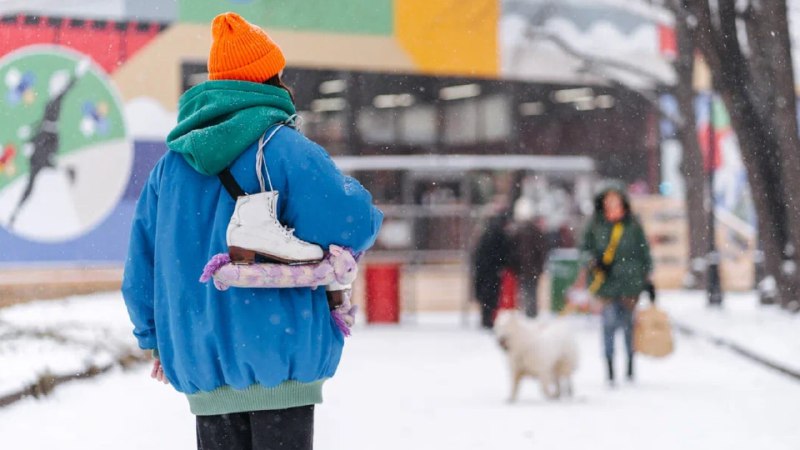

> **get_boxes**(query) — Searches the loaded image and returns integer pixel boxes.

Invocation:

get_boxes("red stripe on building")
[0,15,167,74]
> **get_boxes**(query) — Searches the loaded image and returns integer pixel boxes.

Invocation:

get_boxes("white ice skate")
[227,191,323,264]
[226,125,324,265]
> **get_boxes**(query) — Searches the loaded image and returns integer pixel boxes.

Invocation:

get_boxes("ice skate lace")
[256,126,283,193]
[279,226,298,242]
[255,117,302,193]
[266,195,301,243]
[284,114,302,130]
[257,121,309,244]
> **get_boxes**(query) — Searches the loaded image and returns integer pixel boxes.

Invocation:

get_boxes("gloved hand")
[331,290,357,337]
[644,281,656,304]
[592,255,613,274]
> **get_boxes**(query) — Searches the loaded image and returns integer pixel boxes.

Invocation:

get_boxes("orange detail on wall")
[394,0,499,77]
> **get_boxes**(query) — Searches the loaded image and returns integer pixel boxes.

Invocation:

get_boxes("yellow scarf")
[588,222,625,294]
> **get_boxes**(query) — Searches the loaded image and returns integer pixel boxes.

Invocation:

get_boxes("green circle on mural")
[0,46,132,242]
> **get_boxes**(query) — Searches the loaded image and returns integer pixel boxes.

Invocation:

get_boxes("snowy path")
[1,311,799,450]
[660,290,800,375]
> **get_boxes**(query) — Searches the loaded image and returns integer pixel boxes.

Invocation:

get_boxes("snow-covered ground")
[0,294,136,397]
[1,293,799,449]
[659,290,800,375]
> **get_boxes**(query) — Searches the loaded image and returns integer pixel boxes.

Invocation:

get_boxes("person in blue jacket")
[121,13,383,450]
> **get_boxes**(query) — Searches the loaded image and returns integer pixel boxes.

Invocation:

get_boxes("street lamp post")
[706,93,723,307]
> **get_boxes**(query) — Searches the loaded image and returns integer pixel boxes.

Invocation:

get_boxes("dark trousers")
[196,406,314,450]
[477,294,498,328]
[518,278,539,318]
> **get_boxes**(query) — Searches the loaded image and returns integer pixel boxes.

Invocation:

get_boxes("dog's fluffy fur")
[494,310,578,401]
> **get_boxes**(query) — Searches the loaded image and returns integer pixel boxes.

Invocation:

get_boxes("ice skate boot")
[226,190,323,265]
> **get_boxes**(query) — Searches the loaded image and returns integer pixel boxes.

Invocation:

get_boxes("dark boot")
[66,166,77,185]
[606,357,615,386]
[480,302,495,329]
[627,355,634,381]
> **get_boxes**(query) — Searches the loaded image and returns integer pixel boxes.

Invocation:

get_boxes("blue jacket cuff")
[136,333,157,351]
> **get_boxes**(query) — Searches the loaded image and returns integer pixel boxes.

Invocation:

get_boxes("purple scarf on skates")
[200,245,360,336]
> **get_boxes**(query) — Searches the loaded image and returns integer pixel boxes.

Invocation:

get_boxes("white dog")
[494,310,578,401]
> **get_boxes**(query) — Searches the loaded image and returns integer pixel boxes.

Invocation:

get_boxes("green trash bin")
[547,248,581,313]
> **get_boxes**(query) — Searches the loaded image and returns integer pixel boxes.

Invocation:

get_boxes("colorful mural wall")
[0,1,673,264]
[0,17,167,263]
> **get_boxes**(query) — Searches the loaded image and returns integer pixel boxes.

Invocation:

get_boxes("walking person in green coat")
[572,186,652,385]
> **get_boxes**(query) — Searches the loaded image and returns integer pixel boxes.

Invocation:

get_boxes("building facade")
[0,0,675,264]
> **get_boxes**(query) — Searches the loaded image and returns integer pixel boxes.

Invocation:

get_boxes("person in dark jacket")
[508,214,548,318]
[473,212,511,329]
[573,186,652,385]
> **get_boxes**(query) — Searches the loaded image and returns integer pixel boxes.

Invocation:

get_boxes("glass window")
[400,105,437,145]
[480,94,511,141]
[302,111,347,152]
[357,107,396,144]
[444,100,479,144]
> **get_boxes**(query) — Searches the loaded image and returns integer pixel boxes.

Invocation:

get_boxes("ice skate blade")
[228,246,323,266]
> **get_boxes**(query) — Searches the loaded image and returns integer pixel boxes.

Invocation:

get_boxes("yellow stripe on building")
[395,0,499,78]
[113,23,417,109]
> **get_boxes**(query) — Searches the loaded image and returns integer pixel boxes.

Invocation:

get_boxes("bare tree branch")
[523,26,685,128]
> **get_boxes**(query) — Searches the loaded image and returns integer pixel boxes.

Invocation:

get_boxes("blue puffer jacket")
[122,125,383,403]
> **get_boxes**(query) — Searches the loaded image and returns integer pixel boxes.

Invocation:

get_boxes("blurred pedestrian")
[122,13,382,450]
[558,224,576,248]
[473,212,512,329]
[508,210,548,318]
[572,186,652,385]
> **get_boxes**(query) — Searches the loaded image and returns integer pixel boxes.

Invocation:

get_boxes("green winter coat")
[580,214,653,300]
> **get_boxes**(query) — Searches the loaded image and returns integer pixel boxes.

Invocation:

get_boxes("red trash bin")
[497,269,518,312]
[364,264,400,323]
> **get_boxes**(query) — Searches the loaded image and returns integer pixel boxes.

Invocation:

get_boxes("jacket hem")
[187,379,326,416]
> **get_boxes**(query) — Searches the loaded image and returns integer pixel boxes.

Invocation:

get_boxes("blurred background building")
[0,0,758,306]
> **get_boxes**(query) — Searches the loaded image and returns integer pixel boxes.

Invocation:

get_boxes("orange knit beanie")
[208,12,286,83]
